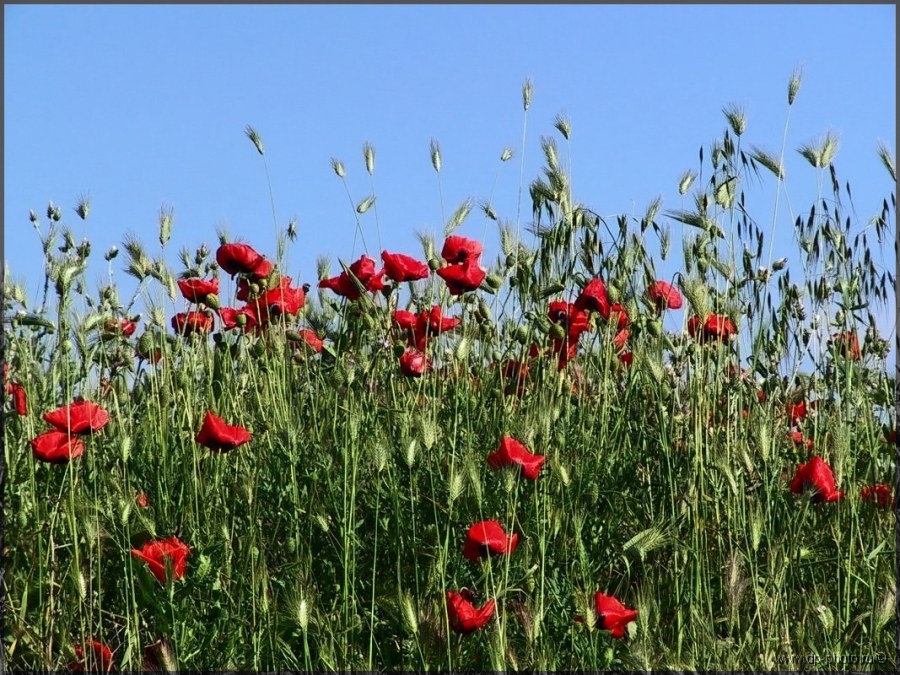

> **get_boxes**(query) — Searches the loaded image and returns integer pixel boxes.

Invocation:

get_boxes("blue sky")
[4,4,896,362]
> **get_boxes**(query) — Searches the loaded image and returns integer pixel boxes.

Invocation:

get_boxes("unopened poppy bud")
[505,254,518,269]
[393,344,406,358]
[485,273,503,291]
[549,323,566,340]
[647,319,662,337]
[428,258,441,272]
[249,282,261,296]
[204,293,220,310]
[608,285,621,303]
[514,326,530,344]
[478,300,492,322]
[250,340,265,358]
[236,313,248,327]
[539,282,566,299]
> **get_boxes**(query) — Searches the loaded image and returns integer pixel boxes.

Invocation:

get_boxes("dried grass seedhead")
[430,138,442,173]
[788,66,803,106]
[876,140,895,182]
[158,204,174,247]
[522,77,533,112]
[331,158,346,178]
[554,113,571,140]
[363,141,375,175]
[722,103,746,137]
[245,124,265,155]
[798,131,840,169]
[75,194,91,220]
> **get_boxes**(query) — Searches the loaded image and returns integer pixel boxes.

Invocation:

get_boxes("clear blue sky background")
[4,4,896,363]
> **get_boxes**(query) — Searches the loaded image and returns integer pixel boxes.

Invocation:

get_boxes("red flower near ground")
[463,520,518,561]
[177,276,219,303]
[6,381,28,415]
[68,639,114,672]
[399,348,431,377]
[574,278,611,318]
[647,280,682,310]
[593,592,639,639]
[786,400,808,424]
[399,306,461,349]
[446,590,495,635]
[487,436,546,480]
[195,410,252,452]
[171,311,214,336]
[830,331,861,360]
[688,314,737,343]
[381,250,430,282]
[789,456,844,503]
[619,351,634,366]
[44,401,110,434]
[296,329,324,353]
[441,236,483,264]
[613,329,630,351]
[31,431,85,464]
[216,242,273,279]
[787,430,813,450]
[131,536,191,584]
[437,262,486,295]
[548,301,591,339]
[609,303,629,330]
[319,255,385,300]
[861,483,893,509]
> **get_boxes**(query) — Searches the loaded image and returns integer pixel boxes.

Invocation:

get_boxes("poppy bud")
[236,313,248,327]
[514,326,530,344]
[608,285,621,303]
[249,282,261,296]
[549,323,566,340]
[428,258,441,272]
[485,273,503,291]
[505,253,518,269]
[647,319,662,337]
[204,293,220,310]
[478,300,492,322]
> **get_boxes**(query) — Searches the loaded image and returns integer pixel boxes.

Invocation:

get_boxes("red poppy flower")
[103,317,137,337]
[688,314,737,343]
[216,242,273,279]
[437,262,486,295]
[6,381,27,415]
[786,400,808,424]
[296,329,323,353]
[829,332,861,360]
[647,280,682,310]
[247,276,306,325]
[789,456,844,503]
[593,592,638,639]
[787,430,813,450]
[31,430,85,463]
[399,348,431,377]
[487,436,546,480]
[171,311,214,336]
[446,590,495,635]
[44,400,110,434]
[195,410,252,452]
[402,306,461,349]
[548,301,591,339]
[861,483,893,509]
[886,428,897,445]
[381,250,430,282]
[609,303,629,330]
[319,255,385,300]
[619,351,634,366]
[131,536,191,584]
[392,310,418,330]
[463,520,518,561]
[135,491,150,509]
[177,276,219,303]
[218,306,258,332]
[613,329,630,351]
[574,278,611,318]
[68,639,114,672]
[441,236,483,264]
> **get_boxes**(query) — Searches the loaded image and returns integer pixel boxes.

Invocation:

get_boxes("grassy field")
[3,78,896,671]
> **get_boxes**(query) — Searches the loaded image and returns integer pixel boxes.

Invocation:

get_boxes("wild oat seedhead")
[554,113,571,140]
[749,146,785,179]
[363,141,375,175]
[788,66,803,106]
[158,205,174,247]
[522,78,533,112]
[430,138,442,173]
[331,158,346,178]
[75,194,91,220]
[481,201,498,221]
[444,198,473,237]
[541,136,559,173]
[798,131,840,169]
[286,219,298,242]
[47,200,62,222]
[678,170,697,196]
[500,147,514,162]
[245,125,265,155]
[722,103,746,137]
[356,195,376,214]
[876,140,895,181]
[104,246,119,262]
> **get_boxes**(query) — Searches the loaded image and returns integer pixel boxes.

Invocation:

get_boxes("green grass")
[2,78,896,671]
